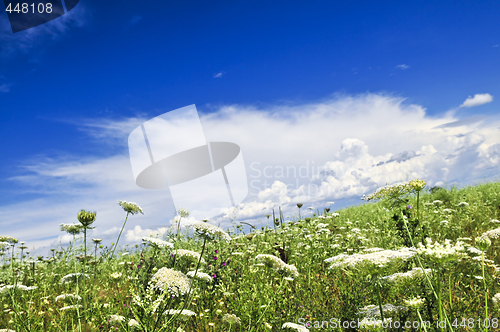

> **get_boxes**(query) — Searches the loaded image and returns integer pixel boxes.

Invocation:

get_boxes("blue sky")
[1,1,499,255]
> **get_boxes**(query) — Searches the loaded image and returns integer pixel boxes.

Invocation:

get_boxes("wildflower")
[55,294,82,302]
[440,220,449,225]
[476,237,491,251]
[382,267,432,282]
[332,213,340,217]
[255,254,299,279]
[77,210,96,227]
[60,224,84,235]
[178,208,189,218]
[433,200,443,205]
[404,296,426,309]
[109,315,126,323]
[186,270,212,283]
[172,249,205,263]
[60,273,89,284]
[164,309,197,321]
[282,322,310,331]
[142,237,174,249]
[128,319,140,328]
[110,272,122,280]
[409,179,426,191]
[416,238,466,264]
[357,304,407,318]
[185,221,231,241]
[117,201,144,215]
[467,246,483,255]
[150,268,191,296]
[92,238,102,243]
[223,313,241,325]
[481,228,500,240]
[0,236,18,244]
[0,242,9,249]
[59,305,83,311]
[362,181,415,201]
[458,202,469,207]
[324,247,415,269]
[491,219,500,223]
[492,293,500,306]
[0,285,37,294]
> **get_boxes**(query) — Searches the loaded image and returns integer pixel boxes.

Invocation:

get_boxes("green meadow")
[2,180,500,331]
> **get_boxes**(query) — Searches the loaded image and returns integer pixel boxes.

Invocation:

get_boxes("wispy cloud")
[395,64,410,70]
[0,83,11,92]
[2,93,500,255]
[213,72,224,78]
[0,4,88,59]
[460,93,493,108]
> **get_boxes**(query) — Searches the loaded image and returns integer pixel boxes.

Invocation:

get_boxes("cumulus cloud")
[2,93,500,255]
[460,93,493,108]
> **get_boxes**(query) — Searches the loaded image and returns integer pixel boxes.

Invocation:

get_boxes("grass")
[1,180,500,331]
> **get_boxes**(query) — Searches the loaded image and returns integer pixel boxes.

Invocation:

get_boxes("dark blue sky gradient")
[1,0,499,201]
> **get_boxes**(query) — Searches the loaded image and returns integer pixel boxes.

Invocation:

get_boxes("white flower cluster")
[357,303,408,318]
[404,296,426,309]
[481,228,500,240]
[151,268,191,296]
[382,267,433,282]
[55,294,82,302]
[222,313,241,325]
[59,305,83,311]
[186,270,212,283]
[316,223,329,228]
[493,293,500,306]
[0,236,18,243]
[0,242,11,249]
[255,254,299,279]
[282,322,310,332]
[324,248,416,269]
[358,317,393,328]
[416,238,466,264]
[0,284,37,294]
[186,221,231,241]
[164,309,197,321]
[173,249,206,263]
[117,200,144,215]
[142,237,174,249]
[362,180,423,201]
[60,273,89,284]
[109,314,126,323]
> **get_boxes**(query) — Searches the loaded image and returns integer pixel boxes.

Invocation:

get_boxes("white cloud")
[213,72,224,78]
[0,83,11,92]
[395,64,410,69]
[2,93,500,255]
[460,93,493,108]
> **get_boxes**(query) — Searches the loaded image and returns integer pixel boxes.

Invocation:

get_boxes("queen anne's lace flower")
[59,305,83,311]
[0,284,37,294]
[255,254,299,279]
[481,228,500,240]
[0,236,18,243]
[55,294,82,302]
[128,319,140,327]
[325,247,415,269]
[492,293,500,306]
[404,296,426,309]
[142,237,174,249]
[223,313,241,325]
[151,268,191,296]
[60,224,84,235]
[382,267,432,282]
[186,270,212,282]
[164,309,197,321]
[117,201,144,215]
[282,322,310,331]
[60,273,89,284]
[109,315,126,323]
[186,221,231,241]
[357,304,408,318]
[416,238,466,264]
[173,249,206,263]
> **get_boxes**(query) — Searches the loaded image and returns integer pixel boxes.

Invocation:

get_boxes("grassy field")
[1,180,500,331]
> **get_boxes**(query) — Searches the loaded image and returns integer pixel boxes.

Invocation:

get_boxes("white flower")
[185,221,231,241]
[60,273,89,284]
[59,305,83,311]
[490,219,500,223]
[0,284,37,294]
[382,267,432,282]
[222,313,241,325]
[481,228,500,240]
[255,254,299,279]
[357,304,407,318]
[404,296,426,309]
[325,247,415,269]
[186,270,212,283]
[55,294,82,302]
[440,220,449,225]
[110,272,122,280]
[142,237,174,249]
[164,309,197,321]
[109,314,126,323]
[458,202,469,207]
[117,201,144,215]
[492,293,500,306]
[150,268,191,296]
[172,249,206,263]
[416,238,466,264]
[282,322,310,331]
[433,200,443,205]
[332,213,340,217]
[128,319,140,327]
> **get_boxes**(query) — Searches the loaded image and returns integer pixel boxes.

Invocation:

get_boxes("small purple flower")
[222,262,226,266]
[408,205,413,209]
[213,256,218,260]
[215,250,218,253]
[137,265,141,269]
[212,275,217,278]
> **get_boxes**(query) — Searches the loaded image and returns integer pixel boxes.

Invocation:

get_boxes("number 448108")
[5,3,53,14]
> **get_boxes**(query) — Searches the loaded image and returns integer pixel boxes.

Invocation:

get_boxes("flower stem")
[110,211,130,259]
